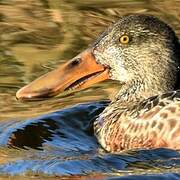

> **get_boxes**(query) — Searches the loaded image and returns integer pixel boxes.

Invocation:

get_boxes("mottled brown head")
[93,14,180,99]
[16,14,180,100]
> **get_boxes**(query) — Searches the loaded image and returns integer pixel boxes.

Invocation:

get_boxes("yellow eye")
[119,35,130,44]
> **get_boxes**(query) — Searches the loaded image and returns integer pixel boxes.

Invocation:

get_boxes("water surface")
[0,0,179,179]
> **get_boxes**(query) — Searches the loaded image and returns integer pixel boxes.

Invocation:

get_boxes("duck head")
[16,14,180,101]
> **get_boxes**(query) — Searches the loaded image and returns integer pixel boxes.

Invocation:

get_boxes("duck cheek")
[109,59,129,83]
[93,44,118,67]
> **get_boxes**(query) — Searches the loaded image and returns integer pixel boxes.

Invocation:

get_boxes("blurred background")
[0,0,179,179]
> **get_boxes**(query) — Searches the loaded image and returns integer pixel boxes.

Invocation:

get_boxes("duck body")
[16,14,180,152]
[95,91,180,152]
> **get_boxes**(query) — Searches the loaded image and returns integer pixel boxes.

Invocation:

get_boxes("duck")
[16,14,180,152]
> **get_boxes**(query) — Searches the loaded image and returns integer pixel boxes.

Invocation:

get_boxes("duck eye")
[119,35,130,44]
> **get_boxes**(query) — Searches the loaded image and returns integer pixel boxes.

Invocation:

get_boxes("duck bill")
[16,49,110,100]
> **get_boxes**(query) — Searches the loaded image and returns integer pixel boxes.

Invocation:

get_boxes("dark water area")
[0,0,180,179]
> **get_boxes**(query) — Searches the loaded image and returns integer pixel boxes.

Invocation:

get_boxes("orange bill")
[16,49,110,100]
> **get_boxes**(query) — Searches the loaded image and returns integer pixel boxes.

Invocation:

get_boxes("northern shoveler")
[16,14,180,152]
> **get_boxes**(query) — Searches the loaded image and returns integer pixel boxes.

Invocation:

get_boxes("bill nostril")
[70,58,81,67]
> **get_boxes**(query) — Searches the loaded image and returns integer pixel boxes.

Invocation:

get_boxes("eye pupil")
[123,37,127,41]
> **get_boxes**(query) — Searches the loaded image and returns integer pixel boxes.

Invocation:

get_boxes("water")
[0,0,179,179]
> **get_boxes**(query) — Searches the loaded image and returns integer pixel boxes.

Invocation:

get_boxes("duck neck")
[114,83,145,104]
[113,81,159,106]
[104,77,175,117]
[113,63,180,105]
[97,82,146,121]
